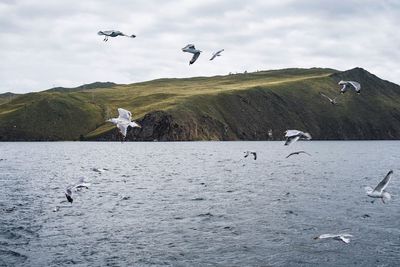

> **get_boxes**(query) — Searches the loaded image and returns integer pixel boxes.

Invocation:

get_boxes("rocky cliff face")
[94,68,400,141]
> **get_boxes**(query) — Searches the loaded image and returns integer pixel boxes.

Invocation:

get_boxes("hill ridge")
[1,67,399,141]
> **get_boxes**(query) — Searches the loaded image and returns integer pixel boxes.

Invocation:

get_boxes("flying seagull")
[319,92,339,105]
[314,233,353,244]
[284,130,312,146]
[286,151,311,158]
[210,49,224,61]
[64,177,91,204]
[92,168,108,173]
[97,30,136,42]
[365,170,393,203]
[338,80,361,94]
[107,108,141,138]
[244,151,257,160]
[182,44,202,65]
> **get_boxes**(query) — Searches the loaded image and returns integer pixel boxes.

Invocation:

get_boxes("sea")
[0,141,399,266]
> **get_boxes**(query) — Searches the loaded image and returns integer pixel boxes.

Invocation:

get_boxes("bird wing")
[286,152,295,158]
[348,81,361,92]
[117,123,128,137]
[129,121,141,128]
[101,30,115,36]
[65,187,72,196]
[190,52,201,65]
[340,84,347,93]
[319,92,332,101]
[285,136,300,146]
[252,152,257,160]
[244,151,249,158]
[317,234,337,239]
[182,44,195,51]
[285,130,301,138]
[118,108,132,121]
[373,170,393,193]
[210,54,217,60]
[338,236,351,244]
[302,132,312,140]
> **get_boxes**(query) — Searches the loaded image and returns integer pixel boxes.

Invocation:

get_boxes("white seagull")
[314,233,353,244]
[319,92,339,105]
[210,49,224,61]
[244,151,257,160]
[284,130,312,146]
[365,170,393,203]
[182,44,202,65]
[64,177,91,204]
[338,80,361,94]
[107,108,141,138]
[97,30,136,42]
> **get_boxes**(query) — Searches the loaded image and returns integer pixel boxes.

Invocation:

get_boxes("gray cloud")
[0,0,399,93]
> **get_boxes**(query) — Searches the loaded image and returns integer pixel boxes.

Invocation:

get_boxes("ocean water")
[0,141,399,266]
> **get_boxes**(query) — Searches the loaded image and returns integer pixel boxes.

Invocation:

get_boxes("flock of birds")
[57,29,396,245]
[98,29,224,65]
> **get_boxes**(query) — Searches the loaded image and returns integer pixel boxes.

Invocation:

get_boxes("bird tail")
[97,31,104,36]
[382,192,391,203]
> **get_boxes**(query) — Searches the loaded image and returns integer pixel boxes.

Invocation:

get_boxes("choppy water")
[0,141,399,266]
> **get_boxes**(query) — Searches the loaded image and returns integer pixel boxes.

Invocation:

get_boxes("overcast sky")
[1,0,399,93]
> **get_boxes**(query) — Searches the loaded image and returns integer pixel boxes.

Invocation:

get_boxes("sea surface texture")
[0,141,399,266]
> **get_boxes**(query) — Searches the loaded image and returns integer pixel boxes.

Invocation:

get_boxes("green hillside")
[1,67,400,141]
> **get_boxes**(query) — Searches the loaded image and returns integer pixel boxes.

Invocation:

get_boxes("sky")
[1,0,399,94]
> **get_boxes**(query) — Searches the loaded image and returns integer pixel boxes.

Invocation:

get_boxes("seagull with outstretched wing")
[244,151,257,160]
[97,30,136,42]
[64,177,90,204]
[365,170,393,203]
[210,49,224,61]
[182,44,202,65]
[284,130,312,146]
[338,80,361,94]
[314,233,353,244]
[107,108,141,138]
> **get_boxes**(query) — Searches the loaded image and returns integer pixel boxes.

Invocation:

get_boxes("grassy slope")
[1,67,399,141]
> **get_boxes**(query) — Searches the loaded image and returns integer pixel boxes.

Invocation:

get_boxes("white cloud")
[0,0,399,93]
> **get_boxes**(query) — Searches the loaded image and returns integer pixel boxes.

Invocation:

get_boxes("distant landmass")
[1,67,400,141]
[46,81,118,92]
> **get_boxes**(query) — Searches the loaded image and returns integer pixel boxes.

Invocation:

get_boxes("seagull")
[314,233,353,244]
[319,92,339,105]
[286,151,311,158]
[210,49,224,61]
[107,108,141,138]
[338,80,361,94]
[284,130,312,146]
[244,151,257,160]
[91,167,108,173]
[182,44,202,65]
[64,177,91,203]
[365,170,393,203]
[97,30,136,42]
